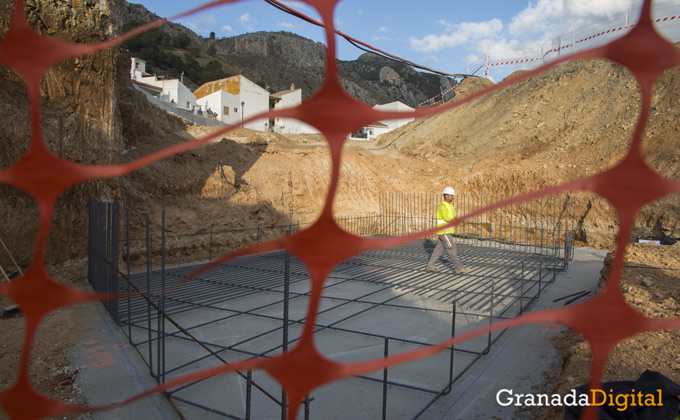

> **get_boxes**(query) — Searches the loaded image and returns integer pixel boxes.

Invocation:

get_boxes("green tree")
[122,21,170,54]
[187,45,202,58]
[173,33,191,49]
[209,31,216,39]
[207,44,217,56]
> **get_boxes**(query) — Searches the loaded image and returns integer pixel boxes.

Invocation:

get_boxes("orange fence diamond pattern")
[0,0,679,419]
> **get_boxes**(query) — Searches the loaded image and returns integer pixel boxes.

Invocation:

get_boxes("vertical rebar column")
[246,371,252,420]
[530,198,535,253]
[571,196,576,260]
[478,193,482,243]
[209,227,213,262]
[112,202,120,322]
[382,337,389,420]
[146,213,153,377]
[87,198,95,289]
[281,227,291,420]
[553,195,558,257]
[443,301,456,395]
[485,280,495,355]
[160,210,166,384]
[105,202,111,314]
[539,259,543,293]
[540,197,545,256]
[520,260,525,316]
[126,208,132,341]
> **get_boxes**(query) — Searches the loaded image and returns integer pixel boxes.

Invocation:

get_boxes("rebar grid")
[88,193,574,420]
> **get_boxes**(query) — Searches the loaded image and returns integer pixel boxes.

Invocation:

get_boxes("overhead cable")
[263,0,476,79]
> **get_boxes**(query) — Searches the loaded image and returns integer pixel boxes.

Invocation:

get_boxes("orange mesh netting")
[0,0,679,419]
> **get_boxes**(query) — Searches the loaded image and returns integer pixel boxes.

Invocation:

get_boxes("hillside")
[2,0,680,417]
[122,2,456,106]
[374,59,680,247]
[2,0,679,270]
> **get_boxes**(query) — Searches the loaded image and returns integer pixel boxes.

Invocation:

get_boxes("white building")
[194,75,270,130]
[130,57,197,111]
[351,121,389,140]
[372,101,415,132]
[269,86,318,134]
[350,101,415,140]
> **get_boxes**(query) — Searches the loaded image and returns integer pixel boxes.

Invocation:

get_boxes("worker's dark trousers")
[427,233,464,271]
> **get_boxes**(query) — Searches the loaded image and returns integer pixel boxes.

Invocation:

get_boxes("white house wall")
[373,101,415,132]
[136,71,196,111]
[240,79,270,131]
[272,90,318,134]
[131,57,146,80]
[196,90,243,125]
[175,82,197,111]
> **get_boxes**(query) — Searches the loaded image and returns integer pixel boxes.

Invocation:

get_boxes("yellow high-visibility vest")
[436,201,456,235]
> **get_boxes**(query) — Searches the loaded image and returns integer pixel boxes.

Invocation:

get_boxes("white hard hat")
[443,187,455,196]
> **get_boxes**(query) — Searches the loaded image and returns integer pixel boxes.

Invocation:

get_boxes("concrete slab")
[423,247,607,420]
[70,247,606,420]
[70,302,179,420]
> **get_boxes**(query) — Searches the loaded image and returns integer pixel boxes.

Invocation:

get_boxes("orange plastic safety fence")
[0,1,679,420]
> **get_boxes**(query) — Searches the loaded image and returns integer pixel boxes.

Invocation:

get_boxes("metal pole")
[282,228,291,420]
[105,202,111,314]
[382,337,389,420]
[126,208,132,341]
[146,213,153,377]
[520,260,525,316]
[486,280,495,355]
[539,258,543,293]
[161,210,166,384]
[246,371,252,420]
[87,197,93,288]
[442,301,456,395]
[112,203,120,322]
[541,197,544,256]
[209,227,213,262]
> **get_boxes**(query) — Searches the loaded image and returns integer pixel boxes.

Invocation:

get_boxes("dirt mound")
[374,57,680,248]
[538,243,680,419]
[451,75,494,101]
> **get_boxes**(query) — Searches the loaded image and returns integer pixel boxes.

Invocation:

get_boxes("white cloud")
[372,35,394,42]
[278,22,295,30]
[179,14,217,36]
[221,25,234,34]
[509,0,638,38]
[239,14,255,31]
[379,26,387,33]
[566,0,636,18]
[410,19,503,52]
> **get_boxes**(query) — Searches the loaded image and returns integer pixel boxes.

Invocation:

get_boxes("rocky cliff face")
[0,0,181,268]
[121,3,455,106]
[339,53,456,106]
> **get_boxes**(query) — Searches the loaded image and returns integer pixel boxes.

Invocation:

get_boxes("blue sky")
[130,0,678,80]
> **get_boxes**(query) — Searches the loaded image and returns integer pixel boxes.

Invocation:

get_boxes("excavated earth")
[0,1,679,418]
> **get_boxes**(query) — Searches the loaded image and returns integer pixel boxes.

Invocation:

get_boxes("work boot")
[426,266,439,273]
[457,267,471,274]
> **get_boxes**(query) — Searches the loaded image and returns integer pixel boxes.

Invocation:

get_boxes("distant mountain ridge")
[123,2,456,107]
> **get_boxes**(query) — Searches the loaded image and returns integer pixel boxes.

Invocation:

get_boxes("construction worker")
[426,187,471,274]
